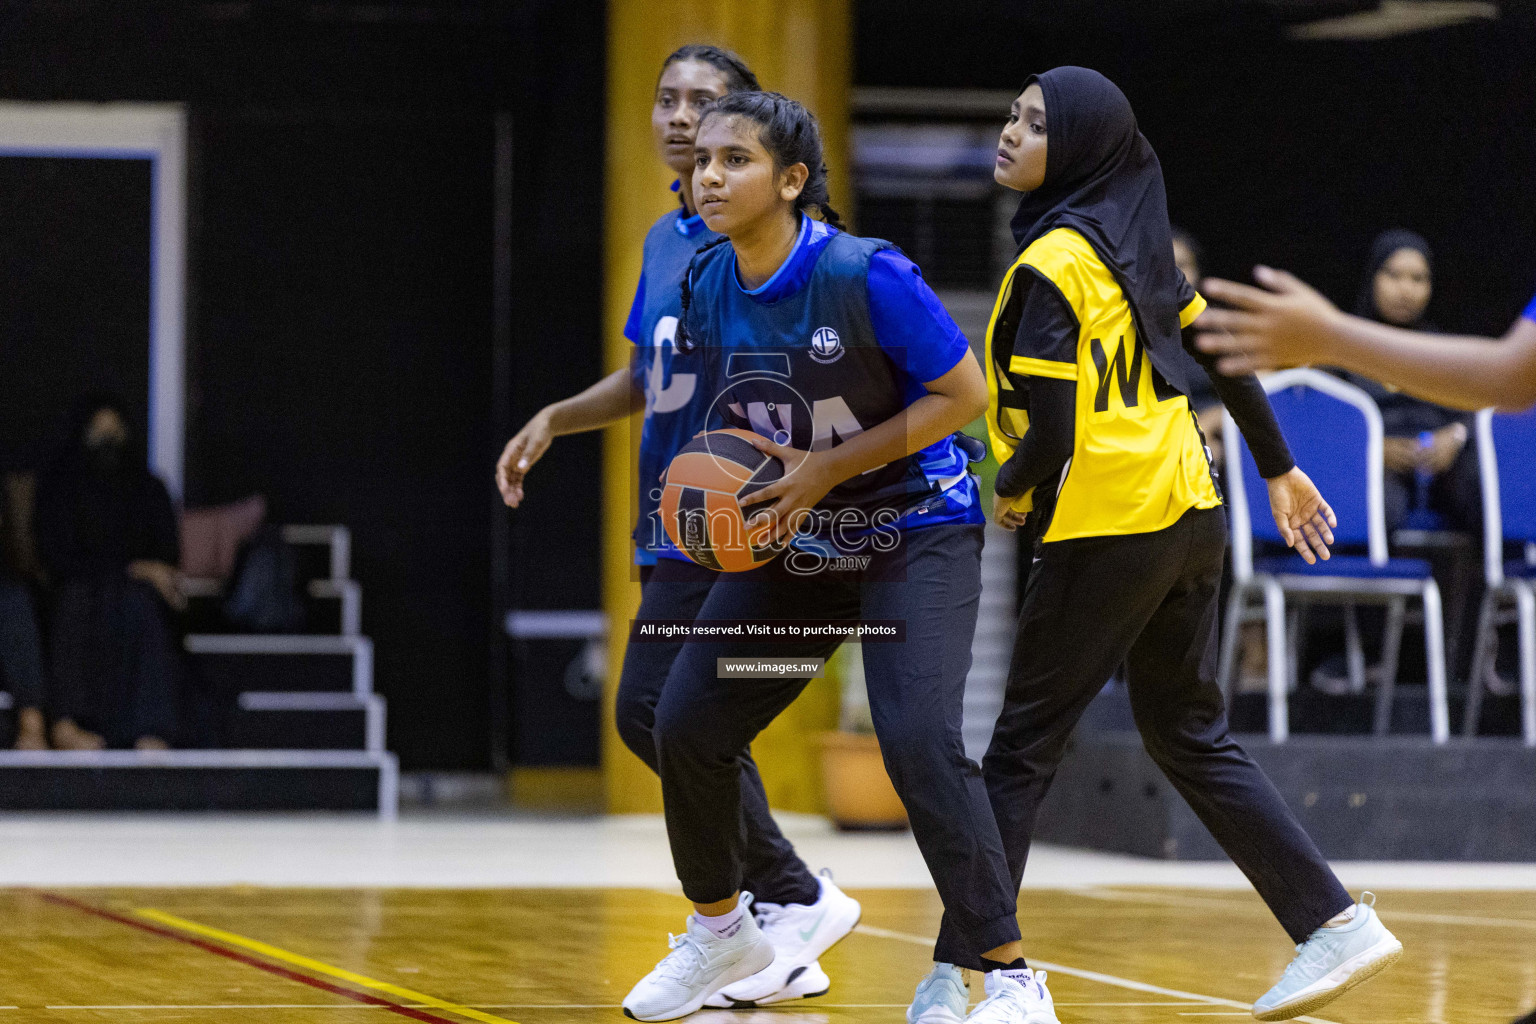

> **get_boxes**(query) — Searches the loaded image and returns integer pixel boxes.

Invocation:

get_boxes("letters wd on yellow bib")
[984,226,1219,541]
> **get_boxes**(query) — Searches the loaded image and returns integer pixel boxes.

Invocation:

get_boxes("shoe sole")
[716,900,863,1004]
[908,1007,966,1024]
[714,985,831,1009]
[708,965,831,1009]
[1253,938,1403,1022]
[622,939,777,1022]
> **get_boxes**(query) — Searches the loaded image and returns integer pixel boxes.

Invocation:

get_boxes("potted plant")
[818,641,909,830]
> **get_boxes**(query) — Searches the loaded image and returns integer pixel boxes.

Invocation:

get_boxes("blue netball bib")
[682,217,980,558]
[627,208,721,563]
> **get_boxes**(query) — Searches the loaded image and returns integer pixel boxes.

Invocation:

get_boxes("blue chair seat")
[1401,508,1447,532]
[1254,554,1434,579]
[1506,559,1536,580]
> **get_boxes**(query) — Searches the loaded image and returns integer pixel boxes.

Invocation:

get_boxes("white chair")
[1462,408,1536,745]
[1218,368,1449,743]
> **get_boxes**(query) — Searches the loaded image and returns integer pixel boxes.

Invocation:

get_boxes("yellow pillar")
[603,0,852,814]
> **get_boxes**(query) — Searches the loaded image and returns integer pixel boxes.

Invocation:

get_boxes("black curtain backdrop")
[856,2,1536,336]
[0,1,605,770]
[4,1,1530,770]
[0,157,152,473]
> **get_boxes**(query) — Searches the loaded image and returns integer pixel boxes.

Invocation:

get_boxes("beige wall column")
[603,0,853,813]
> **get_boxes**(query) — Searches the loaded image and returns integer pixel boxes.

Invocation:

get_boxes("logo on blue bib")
[809,326,844,364]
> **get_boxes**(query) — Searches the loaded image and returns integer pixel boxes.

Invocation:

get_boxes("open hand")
[1196,266,1341,375]
[736,434,837,547]
[496,411,553,508]
[1266,466,1336,565]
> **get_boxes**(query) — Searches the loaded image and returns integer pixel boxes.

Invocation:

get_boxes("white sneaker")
[622,894,776,1022]
[702,961,830,1008]
[712,871,861,1005]
[907,962,970,1024]
[964,970,1058,1024]
[1252,893,1402,1021]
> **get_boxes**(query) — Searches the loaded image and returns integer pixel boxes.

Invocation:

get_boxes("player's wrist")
[801,449,842,491]
[1323,307,1378,372]
[808,446,853,487]
[1262,463,1300,486]
[535,404,568,436]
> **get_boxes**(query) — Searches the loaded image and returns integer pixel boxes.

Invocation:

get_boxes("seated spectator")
[1312,232,1483,695]
[0,577,47,749]
[34,393,182,750]
[1334,230,1481,533]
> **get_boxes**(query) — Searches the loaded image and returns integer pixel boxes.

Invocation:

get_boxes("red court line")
[38,891,463,1024]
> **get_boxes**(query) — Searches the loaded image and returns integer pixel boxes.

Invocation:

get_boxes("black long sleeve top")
[994,281,1294,501]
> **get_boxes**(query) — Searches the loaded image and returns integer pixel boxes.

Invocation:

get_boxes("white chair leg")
[1217,582,1249,701]
[1285,604,1303,694]
[1422,580,1450,744]
[1463,591,1497,738]
[1344,603,1366,695]
[1264,579,1288,743]
[1379,596,1406,683]
[1515,582,1536,748]
[1374,597,1407,736]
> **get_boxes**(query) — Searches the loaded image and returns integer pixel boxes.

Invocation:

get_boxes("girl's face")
[692,114,807,237]
[1373,246,1432,326]
[652,59,732,176]
[995,83,1048,192]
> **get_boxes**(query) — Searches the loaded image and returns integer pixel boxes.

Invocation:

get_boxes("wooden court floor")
[0,886,1531,1023]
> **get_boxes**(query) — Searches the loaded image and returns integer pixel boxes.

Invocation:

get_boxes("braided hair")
[676,236,732,353]
[658,44,760,94]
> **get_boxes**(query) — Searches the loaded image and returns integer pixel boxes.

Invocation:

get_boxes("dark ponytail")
[675,236,733,353]
[700,91,845,230]
[659,44,761,94]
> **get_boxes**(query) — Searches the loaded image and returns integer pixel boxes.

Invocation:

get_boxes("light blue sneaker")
[908,962,970,1024]
[1253,893,1403,1021]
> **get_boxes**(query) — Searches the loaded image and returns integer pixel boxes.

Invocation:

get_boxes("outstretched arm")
[496,367,643,507]
[1182,315,1294,477]
[1196,266,1536,412]
[1182,312,1335,564]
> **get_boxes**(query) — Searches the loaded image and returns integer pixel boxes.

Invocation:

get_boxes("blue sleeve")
[624,271,646,344]
[866,250,970,384]
[1523,290,1536,324]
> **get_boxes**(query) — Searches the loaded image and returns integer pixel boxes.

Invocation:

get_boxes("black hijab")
[1010,66,1189,393]
[1337,229,1459,434]
[1353,229,1435,330]
[36,391,178,580]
